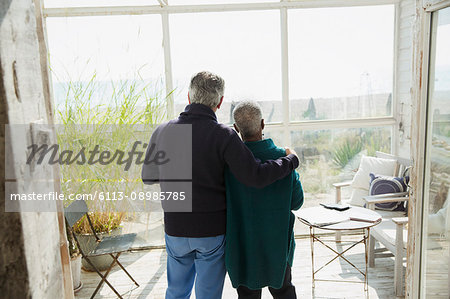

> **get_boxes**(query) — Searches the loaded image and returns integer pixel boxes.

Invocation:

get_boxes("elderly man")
[142,72,299,299]
[225,101,304,299]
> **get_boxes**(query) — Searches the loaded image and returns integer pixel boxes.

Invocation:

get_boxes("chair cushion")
[369,173,409,211]
[349,156,397,206]
[373,220,407,249]
[376,209,406,219]
[349,188,369,207]
[351,156,397,190]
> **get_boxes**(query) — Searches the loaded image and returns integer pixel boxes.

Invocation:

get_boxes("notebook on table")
[297,208,350,227]
[344,209,381,223]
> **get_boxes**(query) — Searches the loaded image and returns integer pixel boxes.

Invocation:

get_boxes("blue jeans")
[165,234,226,299]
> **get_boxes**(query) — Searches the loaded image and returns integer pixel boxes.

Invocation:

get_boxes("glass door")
[421,5,450,298]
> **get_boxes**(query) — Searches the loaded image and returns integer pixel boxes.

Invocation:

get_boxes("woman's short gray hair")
[189,71,225,109]
[233,101,263,138]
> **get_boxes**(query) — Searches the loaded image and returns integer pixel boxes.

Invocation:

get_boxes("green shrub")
[332,136,363,168]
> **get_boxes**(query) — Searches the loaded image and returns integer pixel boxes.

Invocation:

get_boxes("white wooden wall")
[392,1,418,297]
[0,0,67,297]
[396,0,416,158]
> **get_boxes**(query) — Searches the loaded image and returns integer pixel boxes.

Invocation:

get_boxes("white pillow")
[349,155,397,207]
[351,155,397,190]
[349,188,369,207]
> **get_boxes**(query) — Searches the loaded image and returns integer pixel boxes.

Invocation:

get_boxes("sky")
[45,3,442,106]
[435,7,450,92]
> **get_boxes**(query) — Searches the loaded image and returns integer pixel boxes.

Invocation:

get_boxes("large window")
[170,10,282,124]
[46,15,165,112]
[421,6,450,298]
[46,15,166,248]
[288,5,395,121]
[43,1,398,242]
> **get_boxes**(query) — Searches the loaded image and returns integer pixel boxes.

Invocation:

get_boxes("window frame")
[42,0,400,151]
[418,3,450,298]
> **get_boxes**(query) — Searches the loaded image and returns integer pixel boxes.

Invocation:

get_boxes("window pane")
[290,126,391,235]
[47,15,165,112]
[421,7,450,298]
[288,5,394,121]
[46,15,167,248]
[264,129,285,148]
[170,10,282,124]
[47,15,164,85]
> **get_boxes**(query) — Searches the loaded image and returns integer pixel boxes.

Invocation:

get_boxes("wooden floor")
[424,236,449,299]
[76,235,404,299]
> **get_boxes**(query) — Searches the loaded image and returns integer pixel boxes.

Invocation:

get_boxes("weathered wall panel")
[397,0,416,159]
[0,0,64,297]
[406,1,428,297]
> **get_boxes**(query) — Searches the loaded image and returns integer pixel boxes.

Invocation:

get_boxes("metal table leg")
[310,226,315,289]
[309,226,371,296]
[364,227,370,292]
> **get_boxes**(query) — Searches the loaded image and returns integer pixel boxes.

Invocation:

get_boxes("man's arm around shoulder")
[223,132,299,188]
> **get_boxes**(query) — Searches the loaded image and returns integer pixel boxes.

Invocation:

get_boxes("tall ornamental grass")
[56,73,168,234]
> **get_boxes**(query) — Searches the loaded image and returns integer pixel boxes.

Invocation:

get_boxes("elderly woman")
[225,101,304,299]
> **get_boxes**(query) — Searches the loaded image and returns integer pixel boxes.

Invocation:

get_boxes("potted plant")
[72,208,125,271]
[56,73,165,271]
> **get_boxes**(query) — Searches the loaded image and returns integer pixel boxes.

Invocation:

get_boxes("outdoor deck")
[76,234,403,299]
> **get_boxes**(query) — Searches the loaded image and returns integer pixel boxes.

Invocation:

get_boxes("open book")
[295,208,350,227]
[295,206,382,227]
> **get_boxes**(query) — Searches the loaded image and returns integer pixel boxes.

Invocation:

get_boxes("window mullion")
[280,6,290,147]
[161,11,175,119]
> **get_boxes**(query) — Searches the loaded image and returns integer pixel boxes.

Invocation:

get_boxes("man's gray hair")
[233,101,263,138]
[189,71,225,109]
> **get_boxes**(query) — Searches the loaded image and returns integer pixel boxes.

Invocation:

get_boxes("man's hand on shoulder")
[285,147,300,170]
[284,147,298,158]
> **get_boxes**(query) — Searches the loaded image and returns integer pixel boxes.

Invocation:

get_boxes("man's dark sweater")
[142,103,299,237]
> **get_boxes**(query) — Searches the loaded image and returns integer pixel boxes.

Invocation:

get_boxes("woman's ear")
[261,119,265,131]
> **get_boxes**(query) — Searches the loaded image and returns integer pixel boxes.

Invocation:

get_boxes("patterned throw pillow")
[369,173,410,211]
[349,156,397,207]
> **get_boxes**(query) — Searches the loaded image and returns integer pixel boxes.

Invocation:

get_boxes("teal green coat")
[225,139,304,290]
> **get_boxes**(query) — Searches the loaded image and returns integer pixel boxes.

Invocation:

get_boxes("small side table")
[295,206,381,294]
